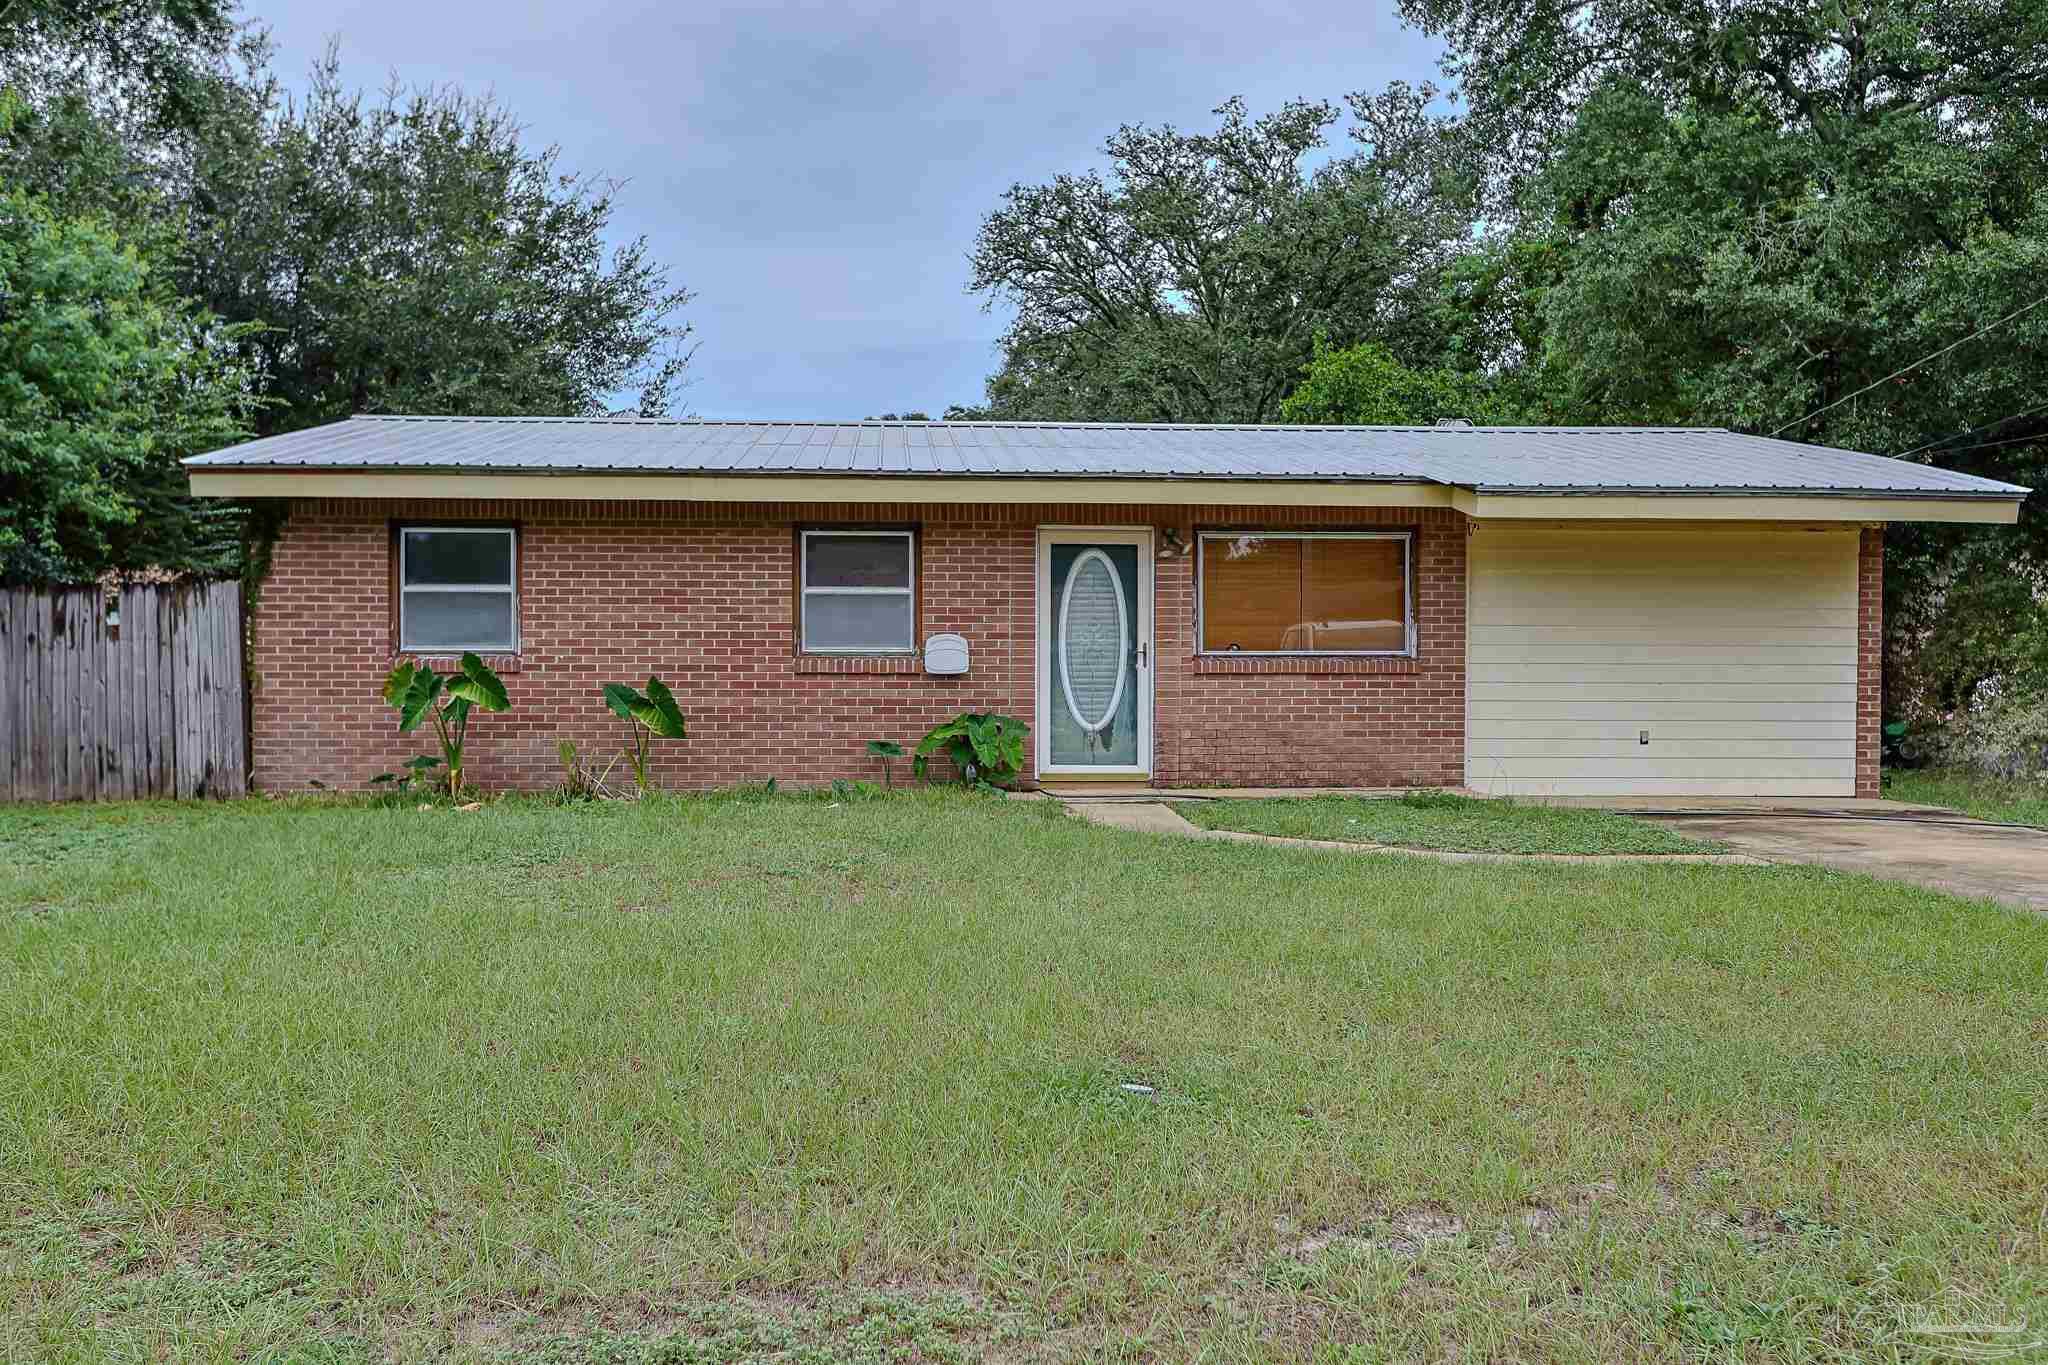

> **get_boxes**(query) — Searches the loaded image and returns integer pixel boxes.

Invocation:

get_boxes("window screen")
[801,530,915,652]
[399,527,518,652]
[1199,532,1411,654]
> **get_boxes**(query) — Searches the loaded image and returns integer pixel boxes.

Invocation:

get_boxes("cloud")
[259,0,1444,417]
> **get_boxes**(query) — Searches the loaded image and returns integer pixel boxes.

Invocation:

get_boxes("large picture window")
[1198,531,1412,655]
[800,529,916,653]
[398,526,518,652]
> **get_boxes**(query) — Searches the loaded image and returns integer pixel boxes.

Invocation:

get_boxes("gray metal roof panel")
[182,415,2030,497]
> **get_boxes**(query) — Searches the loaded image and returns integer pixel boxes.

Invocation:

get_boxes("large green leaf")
[965,715,1002,769]
[866,740,904,758]
[636,676,686,739]
[382,660,419,708]
[914,717,969,757]
[445,652,510,711]
[602,682,642,722]
[394,667,442,733]
[985,714,1028,772]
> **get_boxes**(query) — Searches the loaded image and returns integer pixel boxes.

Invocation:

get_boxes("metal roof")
[183,415,2030,499]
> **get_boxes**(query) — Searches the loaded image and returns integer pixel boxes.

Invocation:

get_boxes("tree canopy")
[0,179,253,581]
[965,89,1475,423]
[182,52,694,436]
[0,7,694,582]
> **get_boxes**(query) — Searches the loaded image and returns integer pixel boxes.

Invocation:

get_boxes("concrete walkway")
[1052,792,2048,908]
[1064,798,1770,866]
[1625,805,2048,910]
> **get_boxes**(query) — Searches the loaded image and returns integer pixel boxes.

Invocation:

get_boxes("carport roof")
[183,415,2029,500]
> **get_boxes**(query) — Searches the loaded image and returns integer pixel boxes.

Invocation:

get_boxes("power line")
[1903,430,2048,463]
[1767,293,2048,439]
[1893,397,2048,462]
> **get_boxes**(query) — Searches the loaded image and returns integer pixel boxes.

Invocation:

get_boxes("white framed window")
[398,526,518,653]
[800,529,916,654]
[1197,530,1414,656]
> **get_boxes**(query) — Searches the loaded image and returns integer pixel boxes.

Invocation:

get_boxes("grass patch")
[1884,766,2048,828]
[3,790,2044,1361]
[1176,790,1722,854]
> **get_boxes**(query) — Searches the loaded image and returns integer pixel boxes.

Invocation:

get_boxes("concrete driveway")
[1597,800,2048,911]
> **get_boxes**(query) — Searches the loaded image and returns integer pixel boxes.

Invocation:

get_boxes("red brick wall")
[248,498,1469,792]
[1857,526,1884,799]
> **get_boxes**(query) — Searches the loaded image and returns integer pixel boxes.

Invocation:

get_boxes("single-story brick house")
[184,417,2026,797]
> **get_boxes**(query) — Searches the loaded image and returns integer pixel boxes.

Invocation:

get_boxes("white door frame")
[1036,527,1154,779]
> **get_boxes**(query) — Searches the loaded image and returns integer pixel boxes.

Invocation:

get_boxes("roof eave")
[1469,484,2030,500]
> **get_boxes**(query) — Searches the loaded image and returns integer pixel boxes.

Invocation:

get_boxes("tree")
[1395,0,2048,202]
[178,50,694,434]
[964,89,1476,423]
[1280,337,1512,425]
[0,0,242,136]
[0,184,254,582]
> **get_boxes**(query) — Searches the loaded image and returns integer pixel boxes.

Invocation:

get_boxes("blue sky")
[259,1,1445,419]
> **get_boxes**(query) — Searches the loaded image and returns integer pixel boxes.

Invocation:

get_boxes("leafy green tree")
[0,184,253,581]
[965,88,1475,423]
[0,0,242,136]
[1396,0,2048,200]
[1280,337,1512,425]
[180,51,695,434]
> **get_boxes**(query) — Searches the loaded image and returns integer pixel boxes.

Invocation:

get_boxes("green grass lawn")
[1884,767,2048,828]
[1177,791,1720,855]
[3,791,2044,1362]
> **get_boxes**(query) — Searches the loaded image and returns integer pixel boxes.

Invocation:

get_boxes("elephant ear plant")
[381,653,511,796]
[914,712,1028,789]
[603,676,687,794]
[865,739,904,787]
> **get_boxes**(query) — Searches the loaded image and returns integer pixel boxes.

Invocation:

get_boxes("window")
[398,527,518,652]
[800,530,916,653]
[1198,531,1412,655]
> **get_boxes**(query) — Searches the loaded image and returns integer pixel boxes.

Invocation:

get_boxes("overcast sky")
[257,1,1445,419]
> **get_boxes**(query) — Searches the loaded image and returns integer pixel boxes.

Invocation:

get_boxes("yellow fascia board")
[184,470,1457,508]
[1450,489,2021,524]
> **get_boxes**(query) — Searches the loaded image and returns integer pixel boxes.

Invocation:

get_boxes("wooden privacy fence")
[1,581,246,801]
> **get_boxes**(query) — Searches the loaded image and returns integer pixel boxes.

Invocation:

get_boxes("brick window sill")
[794,655,924,675]
[1191,654,1420,676]
[392,651,523,674]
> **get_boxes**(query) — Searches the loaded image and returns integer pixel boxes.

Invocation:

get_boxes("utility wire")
[1767,293,2048,439]
[1899,431,2048,463]
[1892,397,2048,462]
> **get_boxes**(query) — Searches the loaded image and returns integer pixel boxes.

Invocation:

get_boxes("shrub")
[380,654,510,796]
[913,713,1028,789]
[602,677,687,795]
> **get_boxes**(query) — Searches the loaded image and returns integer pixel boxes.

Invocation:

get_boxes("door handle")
[1137,642,1148,669]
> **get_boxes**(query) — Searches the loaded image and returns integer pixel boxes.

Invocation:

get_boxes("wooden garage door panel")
[1466,527,1859,797]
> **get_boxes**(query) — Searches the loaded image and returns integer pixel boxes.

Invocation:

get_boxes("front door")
[1038,529,1152,779]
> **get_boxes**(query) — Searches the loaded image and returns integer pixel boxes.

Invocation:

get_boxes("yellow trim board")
[1452,490,2019,524]
[184,470,2020,522]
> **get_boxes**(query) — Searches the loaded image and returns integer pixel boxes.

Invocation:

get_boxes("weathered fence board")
[0,582,245,801]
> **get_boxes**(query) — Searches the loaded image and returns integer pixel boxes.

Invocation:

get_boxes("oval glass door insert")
[1058,548,1129,740]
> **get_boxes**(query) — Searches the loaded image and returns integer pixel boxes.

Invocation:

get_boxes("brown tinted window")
[1200,536,1300,651]
[1200,533,1409,653]
[1303,537,1406,651]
